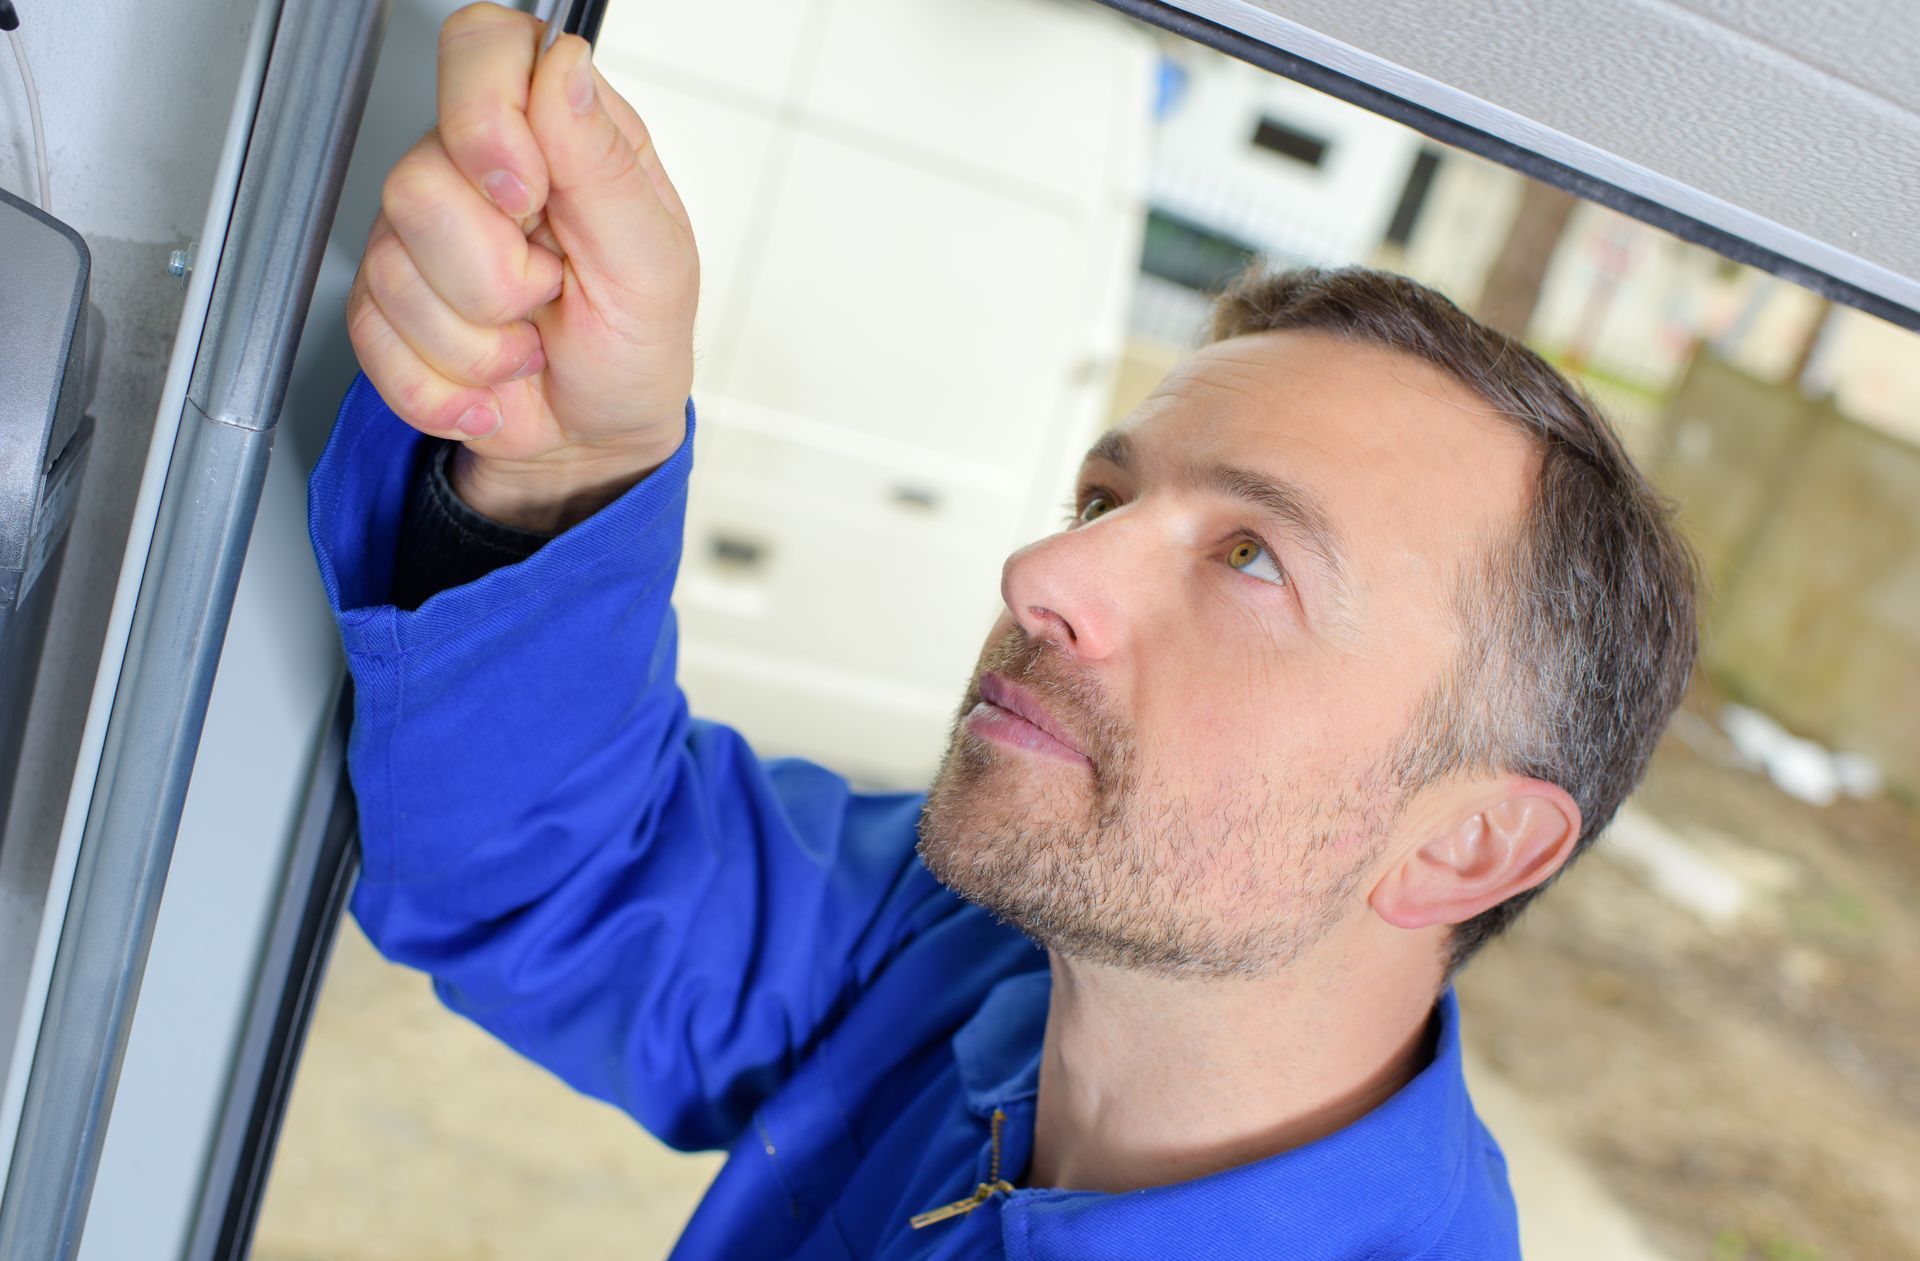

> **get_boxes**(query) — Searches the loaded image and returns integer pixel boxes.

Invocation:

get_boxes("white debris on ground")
[1717,703,1882,807]
[1600,804,1804,932]
[1602,805,1753,930]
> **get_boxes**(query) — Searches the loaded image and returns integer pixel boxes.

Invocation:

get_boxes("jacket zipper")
[909,1108,1016,1230]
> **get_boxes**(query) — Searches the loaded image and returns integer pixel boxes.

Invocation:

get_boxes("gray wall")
[1653,354,1920,795]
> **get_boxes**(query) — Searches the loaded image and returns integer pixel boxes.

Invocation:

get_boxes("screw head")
[167,248,188,277]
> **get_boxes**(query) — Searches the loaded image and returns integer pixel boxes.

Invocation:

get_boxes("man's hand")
[347,2,698,531]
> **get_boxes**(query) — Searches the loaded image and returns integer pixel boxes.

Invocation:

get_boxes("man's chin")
[920,737,1027,867]
[924,731,1011,821]
[918,732,1091,896]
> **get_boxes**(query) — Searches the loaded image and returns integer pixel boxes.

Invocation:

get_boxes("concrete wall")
[1652,354,1920,795]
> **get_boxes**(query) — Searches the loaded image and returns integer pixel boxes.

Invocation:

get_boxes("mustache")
[967,628,1125,763]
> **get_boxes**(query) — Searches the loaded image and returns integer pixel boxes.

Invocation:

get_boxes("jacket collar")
[950,970,1481,1259]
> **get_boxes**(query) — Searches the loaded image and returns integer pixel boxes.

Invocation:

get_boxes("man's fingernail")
[567,49,597,114]
[454,401,502,440]
[483,170,531,216]
[509,347,545,380]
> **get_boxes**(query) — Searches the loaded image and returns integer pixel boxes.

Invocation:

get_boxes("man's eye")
[1075,494,1117,524]
[1226,538,1286,585]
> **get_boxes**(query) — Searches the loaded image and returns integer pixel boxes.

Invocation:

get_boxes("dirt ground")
[1458,684,1920,1261]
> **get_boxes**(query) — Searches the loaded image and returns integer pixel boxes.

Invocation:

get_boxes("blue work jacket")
[309,376,1524,1259]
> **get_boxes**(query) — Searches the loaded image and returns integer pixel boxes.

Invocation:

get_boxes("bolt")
[167,241,198,284]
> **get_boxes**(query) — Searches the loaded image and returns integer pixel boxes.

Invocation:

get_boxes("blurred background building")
[248,1,1920,1260]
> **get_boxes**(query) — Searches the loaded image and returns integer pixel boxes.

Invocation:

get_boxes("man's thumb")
[526,36,678,285]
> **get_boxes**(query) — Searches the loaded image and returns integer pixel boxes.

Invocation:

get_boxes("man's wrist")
[447,424,685,534]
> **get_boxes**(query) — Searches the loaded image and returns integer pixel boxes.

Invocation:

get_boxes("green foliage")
[1711,1225,1826,1261]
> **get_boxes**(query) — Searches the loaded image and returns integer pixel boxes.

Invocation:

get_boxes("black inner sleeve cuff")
[390,441,556,612]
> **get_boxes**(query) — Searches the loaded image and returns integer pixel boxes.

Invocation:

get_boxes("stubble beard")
[916,629,1397,980]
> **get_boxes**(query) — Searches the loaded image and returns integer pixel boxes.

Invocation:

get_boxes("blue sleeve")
[306,375,958,1151]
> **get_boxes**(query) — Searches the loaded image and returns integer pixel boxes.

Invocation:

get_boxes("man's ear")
[1368,782,1583,931]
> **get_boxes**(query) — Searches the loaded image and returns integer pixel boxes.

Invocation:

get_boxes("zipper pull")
[909,1108,1015,1230]
[909,1183,998,1230]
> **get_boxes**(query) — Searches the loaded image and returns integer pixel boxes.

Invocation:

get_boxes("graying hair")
[1209,265,1701,976]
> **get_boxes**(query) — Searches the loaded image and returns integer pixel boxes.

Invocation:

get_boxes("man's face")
[917,331,1540,977]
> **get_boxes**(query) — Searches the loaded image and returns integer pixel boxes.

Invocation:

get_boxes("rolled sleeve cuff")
[306,372,696,659]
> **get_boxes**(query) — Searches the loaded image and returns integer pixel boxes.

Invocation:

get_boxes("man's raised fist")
[347,2,699,531]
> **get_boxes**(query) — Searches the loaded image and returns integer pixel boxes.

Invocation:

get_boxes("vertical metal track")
[0,0,388,1254]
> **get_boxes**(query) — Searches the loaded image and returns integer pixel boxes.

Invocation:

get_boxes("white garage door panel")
[1663,0,1917,111]
[808,0,1143,203]
[686,404,1030,537]
[679,417,1020,670]
[674,473,1003,781]
[595,0,822,113]
[1163,0,1920,317]
[676,639,966,786]
[676,489,1006,685]
[726,133,1085,467]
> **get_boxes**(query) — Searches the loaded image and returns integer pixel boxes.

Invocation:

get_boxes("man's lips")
[966,672,1092,767]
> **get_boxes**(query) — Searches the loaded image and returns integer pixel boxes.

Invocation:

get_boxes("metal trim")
[0,0,388,1254]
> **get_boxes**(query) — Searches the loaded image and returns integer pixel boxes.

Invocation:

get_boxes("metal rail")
[0,0,388,1254]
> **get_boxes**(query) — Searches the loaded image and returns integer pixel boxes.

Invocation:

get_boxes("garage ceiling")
[1107,0,1920,328]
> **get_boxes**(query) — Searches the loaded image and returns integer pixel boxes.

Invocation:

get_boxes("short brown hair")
[1209,266,1700,975]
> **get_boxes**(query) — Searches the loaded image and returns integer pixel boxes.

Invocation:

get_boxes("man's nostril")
[1030,606,1076,644]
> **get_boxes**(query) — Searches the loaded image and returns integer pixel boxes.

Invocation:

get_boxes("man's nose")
[999,522,1134,660]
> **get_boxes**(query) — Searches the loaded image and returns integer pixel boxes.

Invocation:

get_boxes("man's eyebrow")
[1197,462,1349,589]
[1085,429,1133,470]
[1082,428,1351,610]
[1079,429,1353,610]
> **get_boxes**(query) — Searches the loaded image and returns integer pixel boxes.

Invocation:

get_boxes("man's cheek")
[1147,687,1291,772]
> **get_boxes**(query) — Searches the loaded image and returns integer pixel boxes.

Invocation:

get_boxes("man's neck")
[1025,939,1440,1194]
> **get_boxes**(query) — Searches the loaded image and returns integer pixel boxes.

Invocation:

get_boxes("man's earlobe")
[1369,785,1583,931]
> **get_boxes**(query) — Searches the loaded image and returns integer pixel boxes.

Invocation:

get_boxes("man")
[310,6,1698,1257]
